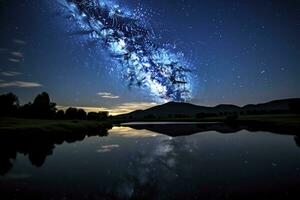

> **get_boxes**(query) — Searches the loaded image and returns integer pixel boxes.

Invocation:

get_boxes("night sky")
[0,0,299,115]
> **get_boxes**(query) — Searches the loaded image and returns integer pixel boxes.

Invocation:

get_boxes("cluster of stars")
[60,0,193,102]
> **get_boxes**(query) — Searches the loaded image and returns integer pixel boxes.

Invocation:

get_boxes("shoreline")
[0,117,112,134]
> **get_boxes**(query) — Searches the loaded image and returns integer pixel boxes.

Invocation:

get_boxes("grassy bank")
[0,117,112,134]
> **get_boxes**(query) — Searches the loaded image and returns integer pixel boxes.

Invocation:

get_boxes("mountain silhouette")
[115,98,300,119]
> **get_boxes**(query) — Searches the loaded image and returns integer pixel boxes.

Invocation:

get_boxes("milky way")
[60,0,193,102]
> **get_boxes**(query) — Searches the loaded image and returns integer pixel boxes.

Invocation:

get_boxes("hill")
[114,98,300,121]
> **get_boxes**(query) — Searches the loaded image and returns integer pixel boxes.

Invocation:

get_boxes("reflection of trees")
[0,93,18,117]
[0,128,110,175]
[0,149,16,175]
[28,143,54,167]
[294,136,300,147]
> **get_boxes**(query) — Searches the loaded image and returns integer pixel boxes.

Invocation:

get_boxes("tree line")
[0,92,109,121]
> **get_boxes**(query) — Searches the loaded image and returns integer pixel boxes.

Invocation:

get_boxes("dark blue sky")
[0,0,299,114]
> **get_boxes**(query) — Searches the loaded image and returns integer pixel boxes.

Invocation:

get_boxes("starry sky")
[0,0,299,115]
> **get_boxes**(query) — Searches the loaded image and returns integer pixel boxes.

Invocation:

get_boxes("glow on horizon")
[57,101,159,116]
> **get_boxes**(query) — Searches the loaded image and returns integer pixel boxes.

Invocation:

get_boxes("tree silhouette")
[31,92,56,118]
[87,112,99,120]
[65,107,78,119]
[98,111,109,120]
[56,110,65,119]
[0,93,19,116]
[77,109,87,120]
[0,92,112,120]
[19,102,33,118]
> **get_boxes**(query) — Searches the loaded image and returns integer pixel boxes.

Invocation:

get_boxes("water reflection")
[122,121,300,136]
[109,126,160,138]
[1,124,300,199]
[295,136,300,147]
[0,128,109,175]
[1,123,300,176]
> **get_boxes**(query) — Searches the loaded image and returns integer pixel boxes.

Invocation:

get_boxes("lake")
[1,123,300,199]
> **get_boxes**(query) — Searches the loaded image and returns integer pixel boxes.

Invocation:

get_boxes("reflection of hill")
[123,122,300,137]
[0,128,110,176]
[123,123,241,136]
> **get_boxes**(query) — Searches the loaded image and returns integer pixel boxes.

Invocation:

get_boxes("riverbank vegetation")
[0,92,112,133]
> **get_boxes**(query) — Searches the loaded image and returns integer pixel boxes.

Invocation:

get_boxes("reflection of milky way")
[60,0,193,102]
[115,136,192,198]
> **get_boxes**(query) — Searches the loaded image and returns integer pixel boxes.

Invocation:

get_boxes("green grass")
[0,117,112,134]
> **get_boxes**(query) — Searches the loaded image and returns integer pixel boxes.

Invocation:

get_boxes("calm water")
[1,123,300,199]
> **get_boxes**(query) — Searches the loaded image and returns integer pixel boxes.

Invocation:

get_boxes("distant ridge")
[115,98,300,119]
